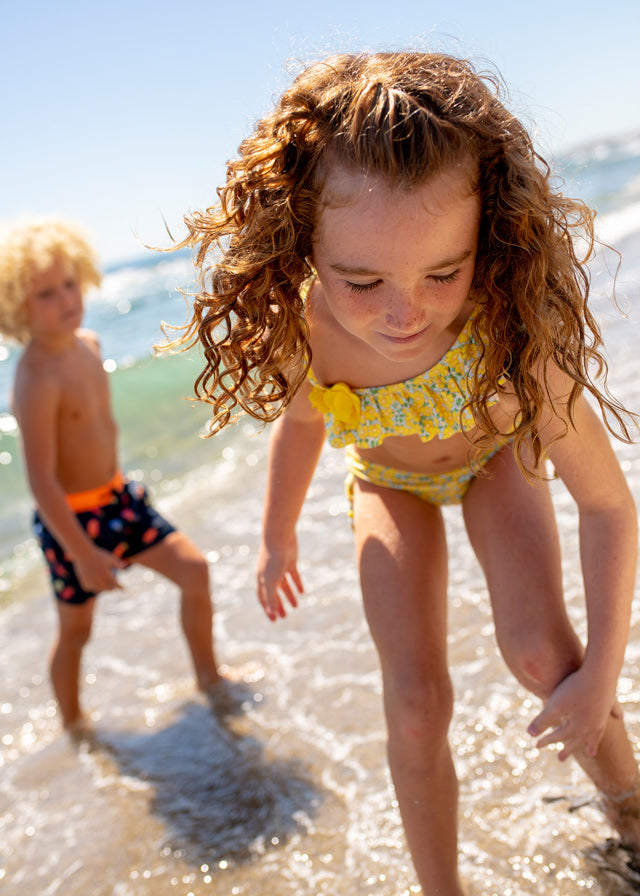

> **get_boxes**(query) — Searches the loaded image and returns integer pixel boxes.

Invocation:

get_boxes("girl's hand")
[256,536,303,622]
[527,668,623,761]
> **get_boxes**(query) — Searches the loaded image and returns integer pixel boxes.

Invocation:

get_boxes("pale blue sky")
[2,0,639,265]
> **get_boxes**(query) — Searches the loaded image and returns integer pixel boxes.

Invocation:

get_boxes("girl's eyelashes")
[345,269,462,293]
[429,269,461,284]
[345,280,381,294]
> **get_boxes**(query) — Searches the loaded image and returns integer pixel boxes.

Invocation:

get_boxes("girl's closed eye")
[430,269,462,284]
[346,270,462,293]
[346,280,381,294]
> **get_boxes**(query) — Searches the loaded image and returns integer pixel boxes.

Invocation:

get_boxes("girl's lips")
[380,324,431,344]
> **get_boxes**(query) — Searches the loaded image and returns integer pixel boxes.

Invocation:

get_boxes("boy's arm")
[527,387,637,760]
[14,369,122,594]
[257,380,326,621]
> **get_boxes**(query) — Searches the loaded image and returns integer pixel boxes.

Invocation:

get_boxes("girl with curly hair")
[167,52,640,894]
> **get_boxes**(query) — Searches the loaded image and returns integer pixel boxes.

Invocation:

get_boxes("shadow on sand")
[88,694,322,866]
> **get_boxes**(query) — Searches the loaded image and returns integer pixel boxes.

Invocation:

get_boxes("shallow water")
[4,422,640,895]
[3,142,640,896]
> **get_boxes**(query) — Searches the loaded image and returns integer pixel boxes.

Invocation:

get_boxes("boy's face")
[25,256,84,345]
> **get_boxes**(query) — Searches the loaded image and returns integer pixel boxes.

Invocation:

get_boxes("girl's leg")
[51,598,95,729]
[463,447,640,847]
[353,479,465,896]
[135,532,221,691]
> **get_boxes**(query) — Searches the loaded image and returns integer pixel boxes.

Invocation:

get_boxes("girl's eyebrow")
[329,250,473,277]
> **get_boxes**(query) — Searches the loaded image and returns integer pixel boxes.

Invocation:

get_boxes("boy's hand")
[73,545,125,594]
[256,536,303,622]
[527,667,623,761]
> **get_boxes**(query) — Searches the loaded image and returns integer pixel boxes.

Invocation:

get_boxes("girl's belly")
[355,428,507,475]
[348,390,518,475]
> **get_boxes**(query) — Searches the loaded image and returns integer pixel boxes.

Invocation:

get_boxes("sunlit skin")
[24,257,85,350]
[256,163,640,894]
[12,255,222,731]
[308,162,496,477]
[19,258,119,493]
[311,163,478,366]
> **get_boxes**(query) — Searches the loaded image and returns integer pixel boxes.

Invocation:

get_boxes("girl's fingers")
[280,579,298,609]
[534,723,568,751]
[532,716,606,762]
[257,573,301,621]
[289,567,304,595]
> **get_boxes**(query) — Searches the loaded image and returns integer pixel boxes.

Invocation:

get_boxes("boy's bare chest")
[55,354,111,426]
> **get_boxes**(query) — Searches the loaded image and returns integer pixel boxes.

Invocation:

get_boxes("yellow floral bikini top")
[308,311,490,449]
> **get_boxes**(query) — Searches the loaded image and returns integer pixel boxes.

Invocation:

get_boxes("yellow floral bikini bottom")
[345,443,504,510]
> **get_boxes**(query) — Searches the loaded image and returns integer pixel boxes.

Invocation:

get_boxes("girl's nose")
[384,288,426,332]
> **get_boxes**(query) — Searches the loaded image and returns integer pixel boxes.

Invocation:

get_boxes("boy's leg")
[463,447,640,848]
[51,598,95,729]
[135,531,221,691]
[352,479,465,896]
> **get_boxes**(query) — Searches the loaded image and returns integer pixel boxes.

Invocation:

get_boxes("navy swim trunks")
[34,478,175,604]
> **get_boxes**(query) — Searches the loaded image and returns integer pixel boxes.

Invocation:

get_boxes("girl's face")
[311,163,481,364]
[25,256,84,345]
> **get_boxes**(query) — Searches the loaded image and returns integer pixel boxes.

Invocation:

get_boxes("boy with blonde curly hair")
[1,218,224,733]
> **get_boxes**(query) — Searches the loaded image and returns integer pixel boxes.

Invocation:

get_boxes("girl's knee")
[500,627,582,698]
[386,672,454,751]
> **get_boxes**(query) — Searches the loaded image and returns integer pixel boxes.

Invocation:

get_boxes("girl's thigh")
[463,447,582,684]
[352,478,450,683]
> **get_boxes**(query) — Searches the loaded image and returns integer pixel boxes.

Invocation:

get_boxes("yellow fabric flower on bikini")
[309,381,361,428]
[306,310,490,448]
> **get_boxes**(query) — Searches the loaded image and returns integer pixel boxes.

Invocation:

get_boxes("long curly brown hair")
[164,51,634,467]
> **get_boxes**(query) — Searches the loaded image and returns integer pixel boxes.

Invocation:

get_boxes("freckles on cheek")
[341,290,377,318]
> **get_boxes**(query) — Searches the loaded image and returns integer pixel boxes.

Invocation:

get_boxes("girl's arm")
[257,380,327,621]
[527,388,637,759]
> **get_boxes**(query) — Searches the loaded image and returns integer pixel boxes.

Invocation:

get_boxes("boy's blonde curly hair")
[0,217,102,344]
[165,51,633,469]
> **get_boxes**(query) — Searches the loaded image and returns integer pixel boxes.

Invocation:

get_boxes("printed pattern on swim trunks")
[34,480,175,604]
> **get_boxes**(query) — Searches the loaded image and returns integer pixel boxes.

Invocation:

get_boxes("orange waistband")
[66,471,125,513]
